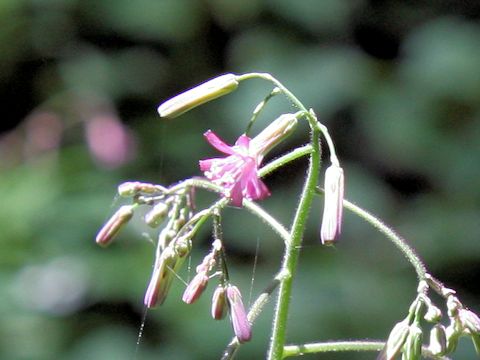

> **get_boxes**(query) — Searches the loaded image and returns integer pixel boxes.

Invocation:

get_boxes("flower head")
[199,114,297,207]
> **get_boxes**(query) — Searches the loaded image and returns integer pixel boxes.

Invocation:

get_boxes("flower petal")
[203,130,235,155]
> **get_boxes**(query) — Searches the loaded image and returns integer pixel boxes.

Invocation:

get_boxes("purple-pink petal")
[203,130,235,155]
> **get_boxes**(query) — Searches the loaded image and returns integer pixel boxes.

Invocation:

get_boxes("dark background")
[1,1,479,359]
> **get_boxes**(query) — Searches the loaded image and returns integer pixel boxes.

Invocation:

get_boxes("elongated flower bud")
[429,324,447,356]
[95,205,134,246]
[403,323,423,360]
[320,164,344,245]
[118,181,159,197]
[182,272,209,304]
[157,74,239,119]
[250,113,298,158]
[211,286,227,320]
[379,318,410,360]
[226,285,251,343]
[144,248,177,307]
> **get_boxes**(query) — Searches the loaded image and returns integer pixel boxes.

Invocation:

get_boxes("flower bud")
[428,324,447,356]
[226,285,251,343]
[320,164,344,245]
[95,205,134,246]
[157,74,239,119]
[145,202,169,227]
[424,304,442,323]
[402,323,423,360]
[182,272,209,304]
[380,318,410,360]
[211,286,227,320]
[144,248,177,307]
[118,181,158,197]
[471,333,480,355]
[459,309,480,335]
[445,322,460,353]
[250,113,298,158]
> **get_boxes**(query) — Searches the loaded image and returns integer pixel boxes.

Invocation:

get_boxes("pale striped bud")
[320,164,344,245]
[226,285,251,343]
[95,205,134,246]
[157,74,239,119]
[211,286,227,320]
[117,181,158,197]
[182,272,209,304]
[428,324,447,356]
[379,318,410,360]
[402,323,423,360]
[144,248,177,307]
[250,113,298,158]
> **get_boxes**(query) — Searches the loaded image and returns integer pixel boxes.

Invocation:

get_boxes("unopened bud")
[118,181,158,197]
[320,164,344,245]
[424,304,442,323]
[472,333,480,355]
[429,324,447,356]
[95,205,134,246]
[381,318,410,360]
[158,228,177,250]
[144,248,177,307]
[403,323,423,360]
[226,285,251,343]
[445,322,460,353]
[157,74,239,119]
[459,309,480,335]
[182,272,209,304]
[250,113,298,157]
[145,202,169,227]
[211,286,227,320]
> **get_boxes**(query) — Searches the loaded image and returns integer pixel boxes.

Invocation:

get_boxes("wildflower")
[95,205,134,246]
[226,285,252,343]
[157,74,239,119]
[320,164,344,245]
[200,114,297,207]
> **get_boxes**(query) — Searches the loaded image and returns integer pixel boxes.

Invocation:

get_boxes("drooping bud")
[211,285,227,320]
[182,271,209,304]
[320,164,344,245]
[144,248,177,307]
[157,74,239,119]
[145,202,169,227]
[95,205,134,246]
[445,321,461,353]
[402,323,423,360]
[117,181,159,197]
[428,324,447,356]
[226,285,251,343]
[424,304,442,323]
[379,318,410,360]
[459,308,480,335]
[250,113,298,158]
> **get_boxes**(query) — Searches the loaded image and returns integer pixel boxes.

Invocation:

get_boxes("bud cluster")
[380,288,480,360]
[180,238,252,343]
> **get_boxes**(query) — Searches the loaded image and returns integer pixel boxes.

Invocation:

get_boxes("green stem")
[282,340,385,358]
[282,341,450,360]
[267,124,320,360]
[259,145,313,178]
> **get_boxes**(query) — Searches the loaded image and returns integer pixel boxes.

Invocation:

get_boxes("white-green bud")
[382,318,411,360]
[428,324,447,356]
[157,74,239,119]
[424,304,442,323]
[402,323,423,360]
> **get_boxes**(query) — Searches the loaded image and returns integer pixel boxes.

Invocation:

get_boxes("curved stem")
[243,199,290,245]
[316,187,427,281]
[259,145,313,178]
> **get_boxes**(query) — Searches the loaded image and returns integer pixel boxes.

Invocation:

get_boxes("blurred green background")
[1,0,480,359]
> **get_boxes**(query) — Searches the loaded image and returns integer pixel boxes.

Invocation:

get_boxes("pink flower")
[199,131,270,207]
